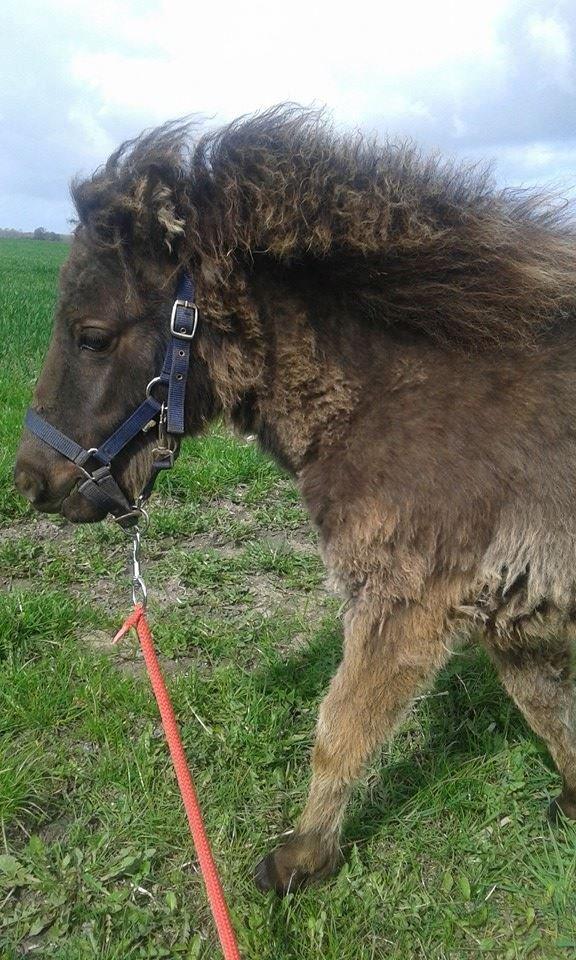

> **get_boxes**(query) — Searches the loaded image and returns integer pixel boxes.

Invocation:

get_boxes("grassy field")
[1,237,576,959]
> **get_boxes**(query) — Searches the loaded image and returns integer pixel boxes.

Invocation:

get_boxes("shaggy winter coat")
[15,107,576,893]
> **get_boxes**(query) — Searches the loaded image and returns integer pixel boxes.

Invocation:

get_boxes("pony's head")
[14,125,219,522]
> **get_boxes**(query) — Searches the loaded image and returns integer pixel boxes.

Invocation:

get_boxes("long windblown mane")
[72,105,576,347]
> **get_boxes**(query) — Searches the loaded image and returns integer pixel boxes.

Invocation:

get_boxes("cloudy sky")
[1,0,575,232]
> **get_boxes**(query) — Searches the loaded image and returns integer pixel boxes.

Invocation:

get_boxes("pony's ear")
[151,180,186,249]
[72,168,186,259]
[71,123,193,260]
[131,171,186,255]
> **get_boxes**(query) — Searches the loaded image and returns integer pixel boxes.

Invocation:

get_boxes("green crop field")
[1,237,575,959]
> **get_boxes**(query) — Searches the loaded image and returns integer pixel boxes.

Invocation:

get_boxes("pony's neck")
[217,268,363,475]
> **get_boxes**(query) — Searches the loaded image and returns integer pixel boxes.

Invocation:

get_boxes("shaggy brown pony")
[15,106,576,895]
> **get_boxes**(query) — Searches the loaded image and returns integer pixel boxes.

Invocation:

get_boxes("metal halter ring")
[146,376,165,399]
[75,447,103,479]
[112,504,150,530]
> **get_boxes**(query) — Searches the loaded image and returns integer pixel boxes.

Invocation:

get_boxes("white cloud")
[527,13,573,87]
[528,14,571,61]
[68,0,512,126]
[1,0,576,230]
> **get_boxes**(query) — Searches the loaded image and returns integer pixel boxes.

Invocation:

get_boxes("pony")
[15,106,576,894]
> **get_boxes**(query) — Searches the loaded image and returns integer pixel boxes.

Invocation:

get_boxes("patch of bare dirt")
[0,575,35,591]
[0,517,75,542]
[240,571,329,620]
[82,629,211,677]
[116,655,209,677]
[38,813,74,844]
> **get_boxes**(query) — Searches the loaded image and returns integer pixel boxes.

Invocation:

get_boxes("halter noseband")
[25,272,198,528]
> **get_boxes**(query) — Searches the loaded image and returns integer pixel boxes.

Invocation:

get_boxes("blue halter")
[25,272,198,527]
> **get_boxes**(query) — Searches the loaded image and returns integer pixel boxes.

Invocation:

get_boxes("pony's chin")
[60,488,109,524]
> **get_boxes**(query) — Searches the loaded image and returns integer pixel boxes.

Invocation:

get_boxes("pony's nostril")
[14,464,46,505]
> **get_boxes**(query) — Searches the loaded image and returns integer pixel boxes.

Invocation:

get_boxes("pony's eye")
[78,329,114,353]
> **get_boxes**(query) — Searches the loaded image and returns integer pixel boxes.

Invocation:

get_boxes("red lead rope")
[114,605,241,960]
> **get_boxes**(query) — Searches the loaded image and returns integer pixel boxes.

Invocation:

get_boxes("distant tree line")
[33,226,62,241]
[0,226,70,241]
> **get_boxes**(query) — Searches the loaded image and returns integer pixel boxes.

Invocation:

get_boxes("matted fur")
[72,105,576,347]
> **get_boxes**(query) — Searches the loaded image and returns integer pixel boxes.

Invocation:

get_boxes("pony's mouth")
[14,470,100,522]
[25,472,113,524]
[17,437,159,525]
[24,480,109,523]
[60,485,109,523]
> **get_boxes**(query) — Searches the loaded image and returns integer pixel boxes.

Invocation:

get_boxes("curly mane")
[72,105,576,347]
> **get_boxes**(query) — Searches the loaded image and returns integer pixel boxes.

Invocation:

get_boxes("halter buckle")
[170,299,198,340]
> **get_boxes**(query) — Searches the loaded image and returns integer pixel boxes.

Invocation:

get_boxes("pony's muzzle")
[14,450,76,513]
[14,427,85,514]
[13,459,47,506]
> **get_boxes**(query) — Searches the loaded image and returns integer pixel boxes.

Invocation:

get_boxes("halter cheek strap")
[25,272,199,528]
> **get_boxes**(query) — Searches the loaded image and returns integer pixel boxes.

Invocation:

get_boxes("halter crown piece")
[25,272,198,528]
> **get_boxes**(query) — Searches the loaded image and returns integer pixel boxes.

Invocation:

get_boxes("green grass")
[1,237,576,958]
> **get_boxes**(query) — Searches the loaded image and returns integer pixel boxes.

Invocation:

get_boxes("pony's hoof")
[548,793,576,824]
[253,852,303,895]
[254,833,342,896]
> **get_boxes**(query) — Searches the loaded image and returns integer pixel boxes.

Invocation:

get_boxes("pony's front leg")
[254,591,453,894]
